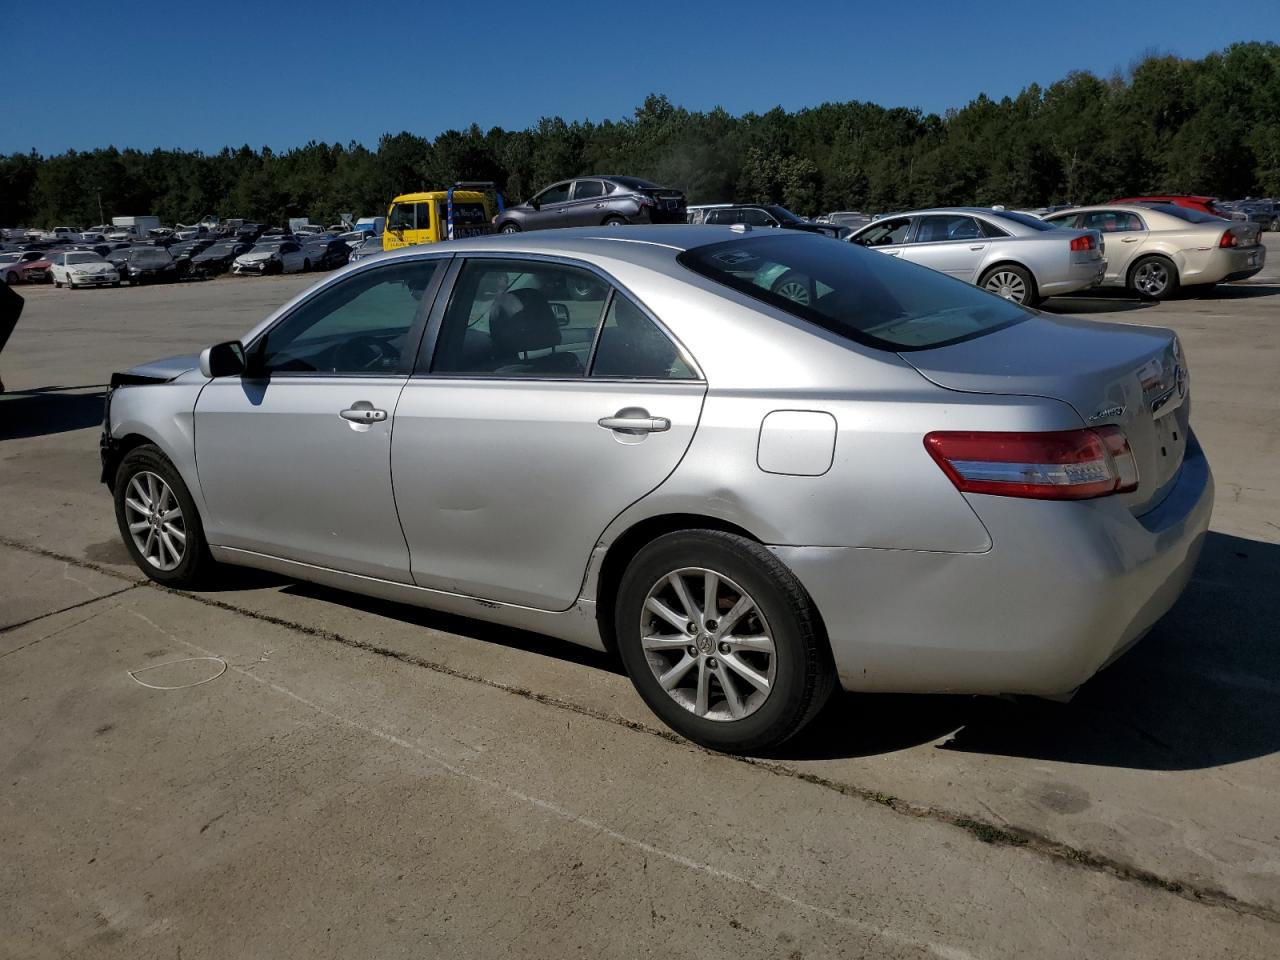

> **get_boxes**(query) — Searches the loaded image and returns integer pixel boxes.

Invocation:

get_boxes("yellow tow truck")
[383,182,504,252]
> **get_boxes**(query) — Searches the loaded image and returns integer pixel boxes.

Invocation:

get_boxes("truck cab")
[383,184,502,252]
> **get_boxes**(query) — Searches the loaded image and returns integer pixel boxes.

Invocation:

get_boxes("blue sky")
[7,0,1277,155]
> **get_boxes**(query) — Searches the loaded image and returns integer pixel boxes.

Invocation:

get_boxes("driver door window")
[854,217,911,247]
[535,183,571,206]
[255,260,439,375]
[742,208,777,227]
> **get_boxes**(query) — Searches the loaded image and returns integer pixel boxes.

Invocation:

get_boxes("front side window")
[430,259,608,377]
[591,295,695,380]
[254,260,438,375]
[853,216,911,247]
[1043,213,1081,229]
[573,180,606,200]
[679,233,1028,352]
[388,203,414,231]
[534,182,571,206]
[414,203,434,231]
[704,208,740,225]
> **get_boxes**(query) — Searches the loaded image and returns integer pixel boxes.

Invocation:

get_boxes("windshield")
[132,249,171,263]
[1147,204,1224,224]
[66,253,103,264]
[764,205,803,223]
[202,243,239,255]
[678,234,1028,352]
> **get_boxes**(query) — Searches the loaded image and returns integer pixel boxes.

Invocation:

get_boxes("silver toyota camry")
[102,225,1212,752]
[848,207,1106,304]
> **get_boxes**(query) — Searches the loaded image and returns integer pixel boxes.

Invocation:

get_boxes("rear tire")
[113,444,217,588]
[979,264,1036,305]
[1128,255,1179,301]
[615,530,835,753]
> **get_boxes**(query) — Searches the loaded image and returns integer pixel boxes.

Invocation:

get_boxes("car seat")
[488,288,582,375]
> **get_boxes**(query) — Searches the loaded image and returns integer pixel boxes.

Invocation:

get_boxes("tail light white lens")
[1219,230,1238,248]
[1070,235,1095,252]
[924,428,1139,500]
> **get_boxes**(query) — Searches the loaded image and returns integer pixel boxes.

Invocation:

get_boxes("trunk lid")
[900,313,1190,515]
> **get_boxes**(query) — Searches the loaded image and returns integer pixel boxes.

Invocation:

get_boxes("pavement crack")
[0,585,141,643]
[3,535,1278,926]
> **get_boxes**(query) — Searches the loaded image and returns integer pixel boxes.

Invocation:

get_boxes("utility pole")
[97,190,104,227]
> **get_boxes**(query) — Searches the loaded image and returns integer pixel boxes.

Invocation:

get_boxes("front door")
[194,257,444,581]
[391,256,706,609]
[851,215,913,260]
[900,214,986,281]
[529,182,572,229]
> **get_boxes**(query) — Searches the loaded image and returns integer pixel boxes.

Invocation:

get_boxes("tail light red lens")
[924,428,1139,500]
[1069,235,1095,252]
[1219,230,1238,248]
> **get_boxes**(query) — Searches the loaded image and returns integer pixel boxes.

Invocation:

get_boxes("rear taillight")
[1219,230,1238,248]
[924,427,1139,500]
[1070,235,1095,252]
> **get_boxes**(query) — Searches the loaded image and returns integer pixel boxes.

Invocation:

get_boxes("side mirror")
[199,340,246,378]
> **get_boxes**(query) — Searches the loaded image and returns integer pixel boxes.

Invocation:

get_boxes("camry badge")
[1088,405,1126,422]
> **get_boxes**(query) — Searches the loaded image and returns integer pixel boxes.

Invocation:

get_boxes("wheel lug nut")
[686,622,697,634]
[687,646,697,657]
[718,642,730,654]
[706,619,718,632]
[708,658,718,669]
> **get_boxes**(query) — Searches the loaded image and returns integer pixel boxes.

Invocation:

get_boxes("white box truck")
[110,216,162,239]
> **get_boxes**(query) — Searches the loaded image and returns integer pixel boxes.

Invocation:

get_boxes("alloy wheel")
[639,567,776,721]
[123,471,186,571]
[1133,261,1169,297]
[984,270,1028,302]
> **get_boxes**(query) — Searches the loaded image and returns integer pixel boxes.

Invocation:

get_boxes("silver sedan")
[848,207,1106,305]
[101,225,1212,752]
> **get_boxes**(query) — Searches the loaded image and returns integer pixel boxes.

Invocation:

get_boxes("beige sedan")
[1043,203,1264,300]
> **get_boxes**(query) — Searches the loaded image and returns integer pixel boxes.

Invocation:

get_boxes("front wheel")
[979,264,1036,305]
[113,444,217,587]
[602,216,627,227]
[499,222,520,234]
[615,530,835,753]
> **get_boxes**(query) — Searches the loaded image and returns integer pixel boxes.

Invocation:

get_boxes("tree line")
[3,42,1278,229]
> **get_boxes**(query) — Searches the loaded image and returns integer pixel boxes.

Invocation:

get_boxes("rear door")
[391,255,706,610]
[900,214,987,281]
[565,179,608,226]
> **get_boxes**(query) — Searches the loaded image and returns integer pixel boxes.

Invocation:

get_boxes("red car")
[16,251,54,284]
[1110,195,1231,218]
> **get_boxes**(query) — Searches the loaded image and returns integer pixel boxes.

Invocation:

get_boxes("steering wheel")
[333,334,396,372]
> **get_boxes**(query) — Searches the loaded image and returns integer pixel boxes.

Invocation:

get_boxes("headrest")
[489,288,560,355]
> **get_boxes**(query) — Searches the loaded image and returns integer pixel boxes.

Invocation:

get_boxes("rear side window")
[914,215,981,242]
[705,208,740,225]
[591,295,695,380]
[1082,211,1144,232]
[573,180,606,199]
[679,234,1028,352]
[1146,203,1223,224]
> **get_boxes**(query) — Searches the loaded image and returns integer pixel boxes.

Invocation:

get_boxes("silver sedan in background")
[847,207,1106,305]
[100,226,1211,752]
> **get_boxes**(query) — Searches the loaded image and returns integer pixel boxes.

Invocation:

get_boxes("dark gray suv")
[496,176,687,233]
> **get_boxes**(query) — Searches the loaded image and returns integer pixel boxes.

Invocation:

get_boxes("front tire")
[979,264,1037,305]
[602,216,627,227]
[113,444,216,587]
[499,221,521,234]
[1128,255,1179,301]
[615,530,835,753]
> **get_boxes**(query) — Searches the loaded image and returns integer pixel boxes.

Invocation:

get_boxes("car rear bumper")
[772,432,1213,697]
[1038,257,1106,297]
[1186,245,1266,285]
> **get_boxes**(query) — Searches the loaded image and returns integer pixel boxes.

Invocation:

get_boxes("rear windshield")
[990,210,1055,231]
[678,234,1028,351]
[608,176,658,190]
[1146,203,1226,223]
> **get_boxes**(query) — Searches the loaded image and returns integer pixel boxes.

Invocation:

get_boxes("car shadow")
[278,579,624,675]
[0,385,106,440]
[773,531,1280,770]
[1178,283,1280,301]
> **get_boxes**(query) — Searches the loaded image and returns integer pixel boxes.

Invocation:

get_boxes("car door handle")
[1121,237,1140,243]
[340,404,387,423]
[969,244,986,251]
[598,414,671,434]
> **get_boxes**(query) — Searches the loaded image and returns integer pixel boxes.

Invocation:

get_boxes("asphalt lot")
[3,239,1279,958]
